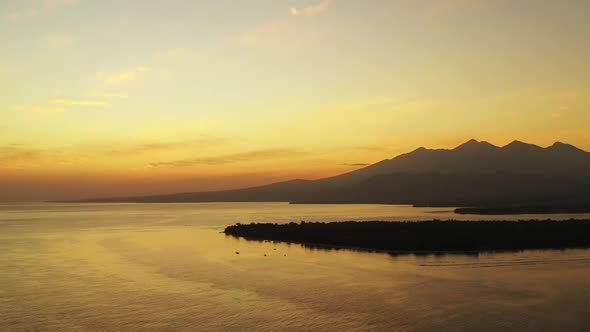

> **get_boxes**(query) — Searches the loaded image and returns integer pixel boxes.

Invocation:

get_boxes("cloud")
[101,71,137,84]
[46,35,76,48]
[225,19,290,48]
[1,139,223,170]
[109,143,191,156]
[354,144,395,153]
[227,0,334,49]
[300,0,334,17]
[342,163,369,167]
[107,139,225,157]
[148,148,304,168]
[47,98,111,106]
[551,105,571,118]
[98,66,152,84]
[0,145,78,169]
[0,146,41,168]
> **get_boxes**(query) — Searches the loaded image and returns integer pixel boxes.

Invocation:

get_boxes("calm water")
[1,203,590,331]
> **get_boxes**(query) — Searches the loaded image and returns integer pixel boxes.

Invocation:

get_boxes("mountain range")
[67,139,590,206]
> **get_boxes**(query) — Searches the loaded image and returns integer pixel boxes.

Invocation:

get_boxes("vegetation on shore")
[224,220,590,252]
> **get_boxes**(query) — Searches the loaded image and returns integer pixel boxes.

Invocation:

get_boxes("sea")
[1,202,590,331]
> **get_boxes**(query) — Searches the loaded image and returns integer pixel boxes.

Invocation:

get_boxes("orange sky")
[1,0,589,201]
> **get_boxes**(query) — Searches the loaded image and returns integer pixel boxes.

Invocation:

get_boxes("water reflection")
[2,203,590,331]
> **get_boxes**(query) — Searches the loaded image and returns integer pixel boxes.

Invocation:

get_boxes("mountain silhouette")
[318,139,590,187]
[64,139,590,205]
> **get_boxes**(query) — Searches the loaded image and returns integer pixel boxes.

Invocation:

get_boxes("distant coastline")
[54,139,590,207]
[224,220,590,253]
[52,199,590,216]
[455,205,590,215]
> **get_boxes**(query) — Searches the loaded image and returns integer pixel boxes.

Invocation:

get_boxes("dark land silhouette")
[455,204,590,215]
[224,220,590,252]
[62,140,590,213]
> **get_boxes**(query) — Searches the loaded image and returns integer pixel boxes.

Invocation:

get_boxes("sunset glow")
[1,0,589,201]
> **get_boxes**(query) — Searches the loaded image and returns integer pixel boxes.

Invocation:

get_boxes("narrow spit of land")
[224,220,590,252]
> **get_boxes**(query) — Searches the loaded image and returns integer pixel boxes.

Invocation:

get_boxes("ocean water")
[1,202,590,331]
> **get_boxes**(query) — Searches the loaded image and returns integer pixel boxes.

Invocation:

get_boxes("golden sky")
[1,0,589,201]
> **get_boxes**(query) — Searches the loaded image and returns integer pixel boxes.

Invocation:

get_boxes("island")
[224,220,590,252]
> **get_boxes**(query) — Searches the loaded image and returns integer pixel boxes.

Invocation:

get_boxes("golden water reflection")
[1,203,590,331]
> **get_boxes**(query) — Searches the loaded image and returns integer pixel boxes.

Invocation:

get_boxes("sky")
[1,0,589,201]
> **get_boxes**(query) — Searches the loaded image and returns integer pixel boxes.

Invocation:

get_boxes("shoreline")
[47,200,590,216]
[455,205,590,215]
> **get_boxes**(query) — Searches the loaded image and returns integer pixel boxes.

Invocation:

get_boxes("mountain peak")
[503,140,542,150]
[551,141,574,148]
[549,141,586,153]
[507,140,525,146]
[454,139,498,151]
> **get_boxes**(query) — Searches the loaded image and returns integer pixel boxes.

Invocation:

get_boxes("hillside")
[63,139,590,205]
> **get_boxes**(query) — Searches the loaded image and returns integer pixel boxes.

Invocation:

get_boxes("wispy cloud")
[227,0,334,49]
[106,139,225,157]
[0,144,78,169]
[342,163,369,167]
[0,146,41,168]
[98,66,152,84]
[148,148,305,168]
[291,0,334,17]
[101,71,137,84]
[1,139,223,169]
[109,143,191,156]
[47,98,111,106]
[225,19,290,48]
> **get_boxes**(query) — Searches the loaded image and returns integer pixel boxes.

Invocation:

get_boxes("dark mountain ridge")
[63,139,590,205]
[319,139,590,187]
